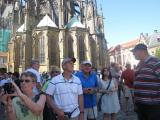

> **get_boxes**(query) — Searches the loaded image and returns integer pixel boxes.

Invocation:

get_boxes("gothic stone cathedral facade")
[8,0,108,72]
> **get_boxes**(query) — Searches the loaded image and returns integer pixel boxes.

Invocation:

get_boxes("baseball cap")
[81,60,92,65]
[131,43,147,52]
[50,65,60,72]
[62,58,76,65]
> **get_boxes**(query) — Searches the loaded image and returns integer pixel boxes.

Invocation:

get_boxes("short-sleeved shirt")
[45,74,83,118]
[12,97,43,120]
[75,71,98,108]
[121,69,135,88]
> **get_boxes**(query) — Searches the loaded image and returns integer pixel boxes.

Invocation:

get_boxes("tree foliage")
[155,48,160,58]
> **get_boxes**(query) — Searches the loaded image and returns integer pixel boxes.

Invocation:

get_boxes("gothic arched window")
[78,35,85,63]
[68,36,74,58]
[39,35,45,64]
[19,42,24,65]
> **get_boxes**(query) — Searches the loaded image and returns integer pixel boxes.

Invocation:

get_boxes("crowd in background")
[0,43,160,120]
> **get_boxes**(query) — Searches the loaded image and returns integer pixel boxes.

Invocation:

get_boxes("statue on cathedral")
[39,0,52,16]
[23,0,38,16]
[66,0,81,17]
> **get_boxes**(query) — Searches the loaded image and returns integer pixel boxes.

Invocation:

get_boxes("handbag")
[97,79,112,111]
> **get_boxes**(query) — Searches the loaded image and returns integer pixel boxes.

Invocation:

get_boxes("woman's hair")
[101,67,112,80]
[21,71,37,82]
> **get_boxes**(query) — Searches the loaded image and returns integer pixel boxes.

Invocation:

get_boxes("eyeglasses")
[20,79,34,83]
[51,71,60,74]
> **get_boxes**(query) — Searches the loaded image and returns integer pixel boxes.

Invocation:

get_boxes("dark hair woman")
[98,68,120,120]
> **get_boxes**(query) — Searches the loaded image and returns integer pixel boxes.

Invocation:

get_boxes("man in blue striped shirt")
[131,44,160,120]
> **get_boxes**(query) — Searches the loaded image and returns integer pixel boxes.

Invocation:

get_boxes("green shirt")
[12,97,43,120]
[42,81,50,92]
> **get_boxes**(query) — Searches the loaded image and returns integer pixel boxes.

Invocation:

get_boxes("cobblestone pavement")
[98,94,138,120]
[117,96,138,120]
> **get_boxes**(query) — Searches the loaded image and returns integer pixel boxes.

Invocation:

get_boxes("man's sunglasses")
[20,79,34,83]
[51,71,60,74]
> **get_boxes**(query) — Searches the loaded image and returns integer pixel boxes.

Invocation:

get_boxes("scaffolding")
[0,29,11,52]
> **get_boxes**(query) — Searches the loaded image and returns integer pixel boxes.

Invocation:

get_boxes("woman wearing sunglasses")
[6,71,46,120]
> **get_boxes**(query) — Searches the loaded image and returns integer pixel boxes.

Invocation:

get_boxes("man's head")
[62,58,76,72]
[50,65,61,77]
[31,59,40,70]
[126,63,131,69]
[81,60,92,74]
[131,44,149,60]
[110,62,116,68]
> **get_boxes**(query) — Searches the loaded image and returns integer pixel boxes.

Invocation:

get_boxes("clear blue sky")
[97,0,160,47]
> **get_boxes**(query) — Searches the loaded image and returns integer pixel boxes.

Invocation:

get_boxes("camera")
[2,79,14,94]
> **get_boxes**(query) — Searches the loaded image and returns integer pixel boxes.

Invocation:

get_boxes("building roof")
[16,24,25,33]
[65,16,85,29]
[121,39,139,49]
[37,14,58,28]
[148,32,160,48]
[109,39,139,54]
[2,4,13,18]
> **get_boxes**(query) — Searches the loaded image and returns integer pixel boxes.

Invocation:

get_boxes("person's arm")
[20,94,46,114]
[37,73,42,91]
[154,61,160,79]
[6,97,16,120]
[77,80,84,120]
[78,94,84,120]
[46,94,64,120]
[98,89,109,94]
[86,75,99,94]
[111,79,118,92]
[11,81,46,114]
[45,80,65,120]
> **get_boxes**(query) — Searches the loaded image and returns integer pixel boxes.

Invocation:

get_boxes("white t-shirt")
[45,74,83,118]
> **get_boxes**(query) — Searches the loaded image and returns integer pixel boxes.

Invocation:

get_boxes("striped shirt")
[45,74,83,118]
[134,56,160,105]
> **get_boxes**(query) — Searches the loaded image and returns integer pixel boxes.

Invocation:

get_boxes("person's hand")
[56,109,65,120]
[83,88,89,94]
[1,93,17,104]
[83,88,96,94]
[0,89,4,102]
[11,80,23,97]
[6,96,14,113]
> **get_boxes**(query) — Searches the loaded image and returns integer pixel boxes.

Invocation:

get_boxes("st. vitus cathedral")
[6,0,108,72]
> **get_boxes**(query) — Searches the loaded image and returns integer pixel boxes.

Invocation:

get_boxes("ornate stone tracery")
[8,0,109,72]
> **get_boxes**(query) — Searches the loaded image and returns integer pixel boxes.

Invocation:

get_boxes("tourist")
[26,59,42,94]
[6,71,46,120]
[131,43,160,120]
[75,61,98,120]
[98,68,120,120]
[45,58,84,120]
[121,63,135,113]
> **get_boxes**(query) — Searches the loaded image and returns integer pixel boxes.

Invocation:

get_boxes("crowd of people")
[0,43,160,120]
